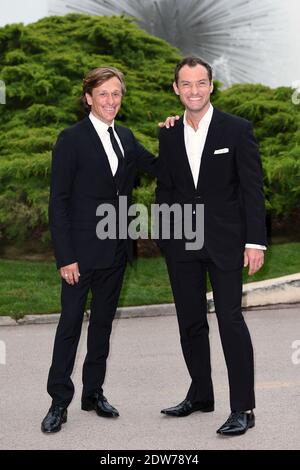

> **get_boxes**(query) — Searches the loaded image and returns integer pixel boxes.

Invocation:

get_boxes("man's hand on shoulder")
[244,248,264,276]
[60,262,80,285]
[158,115,180,129]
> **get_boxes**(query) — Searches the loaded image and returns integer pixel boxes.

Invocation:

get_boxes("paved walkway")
[0,304,300,450]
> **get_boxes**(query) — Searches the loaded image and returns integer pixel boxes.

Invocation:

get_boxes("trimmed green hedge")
[0,14,181,246]
[213,84,300,215]
[0,14,299,248]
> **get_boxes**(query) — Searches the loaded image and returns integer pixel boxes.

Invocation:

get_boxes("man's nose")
[190,84,199,95]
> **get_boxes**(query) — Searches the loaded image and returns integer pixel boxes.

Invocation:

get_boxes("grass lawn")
[0,242,299,318]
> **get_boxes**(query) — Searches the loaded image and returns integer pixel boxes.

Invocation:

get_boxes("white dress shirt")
[89,112,124,176]
[183,104,213,188]
[183,105,266,251]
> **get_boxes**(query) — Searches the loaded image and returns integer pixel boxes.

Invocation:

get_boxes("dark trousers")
[166,248,255,412]
[47,244,127,408]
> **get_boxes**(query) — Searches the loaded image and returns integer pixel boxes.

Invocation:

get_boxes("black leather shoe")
[81,393,119,418]
[41,405,67,433]
[217,410,255,436]
[161,398,214,417]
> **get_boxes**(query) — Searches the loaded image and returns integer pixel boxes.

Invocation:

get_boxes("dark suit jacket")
[49,116,157,270]
[155,108,267,270]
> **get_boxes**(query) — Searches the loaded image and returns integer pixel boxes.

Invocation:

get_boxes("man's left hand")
[158,115,180,128]
[244,248,264,275]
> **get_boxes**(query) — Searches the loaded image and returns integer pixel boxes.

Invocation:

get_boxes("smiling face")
[85,76,123,125]
[173,64,213,117]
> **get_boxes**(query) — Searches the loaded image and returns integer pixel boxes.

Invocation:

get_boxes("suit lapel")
[174,112,225,191]
[113,125,133,190]
[82,117,116,187]
[174,117,196,189]
[114,125,127,150]
[82,118,125,196]
[84,118,133,192]
[196,108,226,191]
[114,125,132,163]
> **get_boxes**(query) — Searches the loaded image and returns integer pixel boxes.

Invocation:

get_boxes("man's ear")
[85,92,92,105]
[210,82,214,94]
[173,81,180,96]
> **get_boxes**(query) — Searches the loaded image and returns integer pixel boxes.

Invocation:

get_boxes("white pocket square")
[213,148,229,155]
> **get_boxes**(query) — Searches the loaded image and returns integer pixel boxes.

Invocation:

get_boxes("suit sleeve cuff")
[245,243,267,250]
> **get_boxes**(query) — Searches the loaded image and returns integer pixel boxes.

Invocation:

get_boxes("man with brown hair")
[156,56,266,436]
[41,67,157,433]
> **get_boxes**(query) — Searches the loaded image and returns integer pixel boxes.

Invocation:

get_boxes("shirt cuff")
[245,243,267,250]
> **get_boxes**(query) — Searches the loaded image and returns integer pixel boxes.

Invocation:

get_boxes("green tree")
[0,15,299,250]
[213,84,300,216]
[0,14,180,248]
